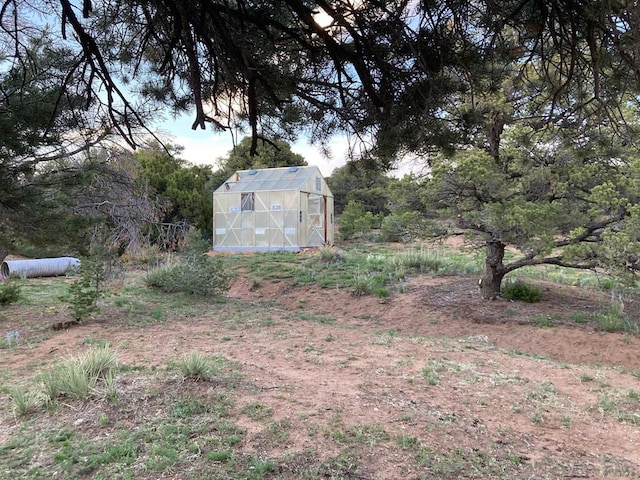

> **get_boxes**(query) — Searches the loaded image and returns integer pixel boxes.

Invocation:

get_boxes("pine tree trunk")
[480,239,506,300]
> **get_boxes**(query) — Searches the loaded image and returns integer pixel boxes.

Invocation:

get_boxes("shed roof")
[215,166,325,193]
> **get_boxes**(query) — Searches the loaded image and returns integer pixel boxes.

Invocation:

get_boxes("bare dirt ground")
[2,269,640,479]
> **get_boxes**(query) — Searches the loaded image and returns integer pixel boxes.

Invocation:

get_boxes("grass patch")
[593,304,639,333]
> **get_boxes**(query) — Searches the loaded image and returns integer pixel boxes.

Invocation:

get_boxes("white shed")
[213,166,334,252]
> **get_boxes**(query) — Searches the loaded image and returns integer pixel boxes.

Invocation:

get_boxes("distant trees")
[326,164,392,216]
[209,136,308,191]
[136,145,214,236]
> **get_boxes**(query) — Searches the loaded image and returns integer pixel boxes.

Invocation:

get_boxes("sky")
[155,113,349,177]
[155,112,425,178]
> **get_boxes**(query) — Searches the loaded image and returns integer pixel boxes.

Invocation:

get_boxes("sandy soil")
[2,272,640,478]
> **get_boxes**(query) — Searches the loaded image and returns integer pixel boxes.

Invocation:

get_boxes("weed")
[248,278,261,291]
[570,312,589,324]
[242,402,273,420]
[531,314,555,327]
[83,346,119,379]
[422,366,441,386]
[397,434,419,449]
[171,399,210,418]
[266,418,291,441]
[579,373,595,383]
[246,456,277,479]
[525,381,557,402]
[502,279,542,303]
[9,386,42,417]
[352,424,389,446]
[3,330,20,349]
[627,389,640,402]
[174,352,213,381]
[39,347,119,403]
[206,449,234,462]
[529,411,544,424]
[351,271,372,296]
[318,245,341,263]
[594,303,639,333]
[98,413,109,427]
[0,279,22,305]
[83,337,110,347]
[290,312,336,324]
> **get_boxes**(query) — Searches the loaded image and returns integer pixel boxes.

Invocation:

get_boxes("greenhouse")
[213,166,334,252]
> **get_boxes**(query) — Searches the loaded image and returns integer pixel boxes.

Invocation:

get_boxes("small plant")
[175,352,213,381]
[502,279,541,303]
[0,279,22,305]
[4,330,20,349]
[9,386,42,417]
[422,366,441,386]
[39,346,119,402]
[593,303,639,333]
[242,402,274,420]
[531,314,555,327]
[65,258,106,321]
[318,245,341,263]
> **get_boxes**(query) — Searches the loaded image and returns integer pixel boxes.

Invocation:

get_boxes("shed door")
[306,193,325,246]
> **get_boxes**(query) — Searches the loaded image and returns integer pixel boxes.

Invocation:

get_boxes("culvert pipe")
[1,257,81,278]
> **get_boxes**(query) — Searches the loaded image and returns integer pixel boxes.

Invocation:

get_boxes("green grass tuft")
[174,352,213,381]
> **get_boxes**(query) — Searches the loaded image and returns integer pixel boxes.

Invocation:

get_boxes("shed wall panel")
[213,166,333,251]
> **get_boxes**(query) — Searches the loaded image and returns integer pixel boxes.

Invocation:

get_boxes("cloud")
[156,113,348,176]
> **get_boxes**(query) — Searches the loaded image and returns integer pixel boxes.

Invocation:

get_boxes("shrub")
[0,279,22,305]
[502,279,542,303]
[180,229,211,258]
[65,258,106,321]
[144,255,229,297]
[338,201,378,240]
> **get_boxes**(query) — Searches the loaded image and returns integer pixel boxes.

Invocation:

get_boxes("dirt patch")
[1,273,640,478]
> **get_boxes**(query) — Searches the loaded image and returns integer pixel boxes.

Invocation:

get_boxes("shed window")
[316,177,322,191]
[241,192,255,211]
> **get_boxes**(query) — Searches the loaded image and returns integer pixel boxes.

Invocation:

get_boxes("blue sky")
[155,113,348,177]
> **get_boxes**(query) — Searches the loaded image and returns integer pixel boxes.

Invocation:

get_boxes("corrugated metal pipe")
[1,257,81,278]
